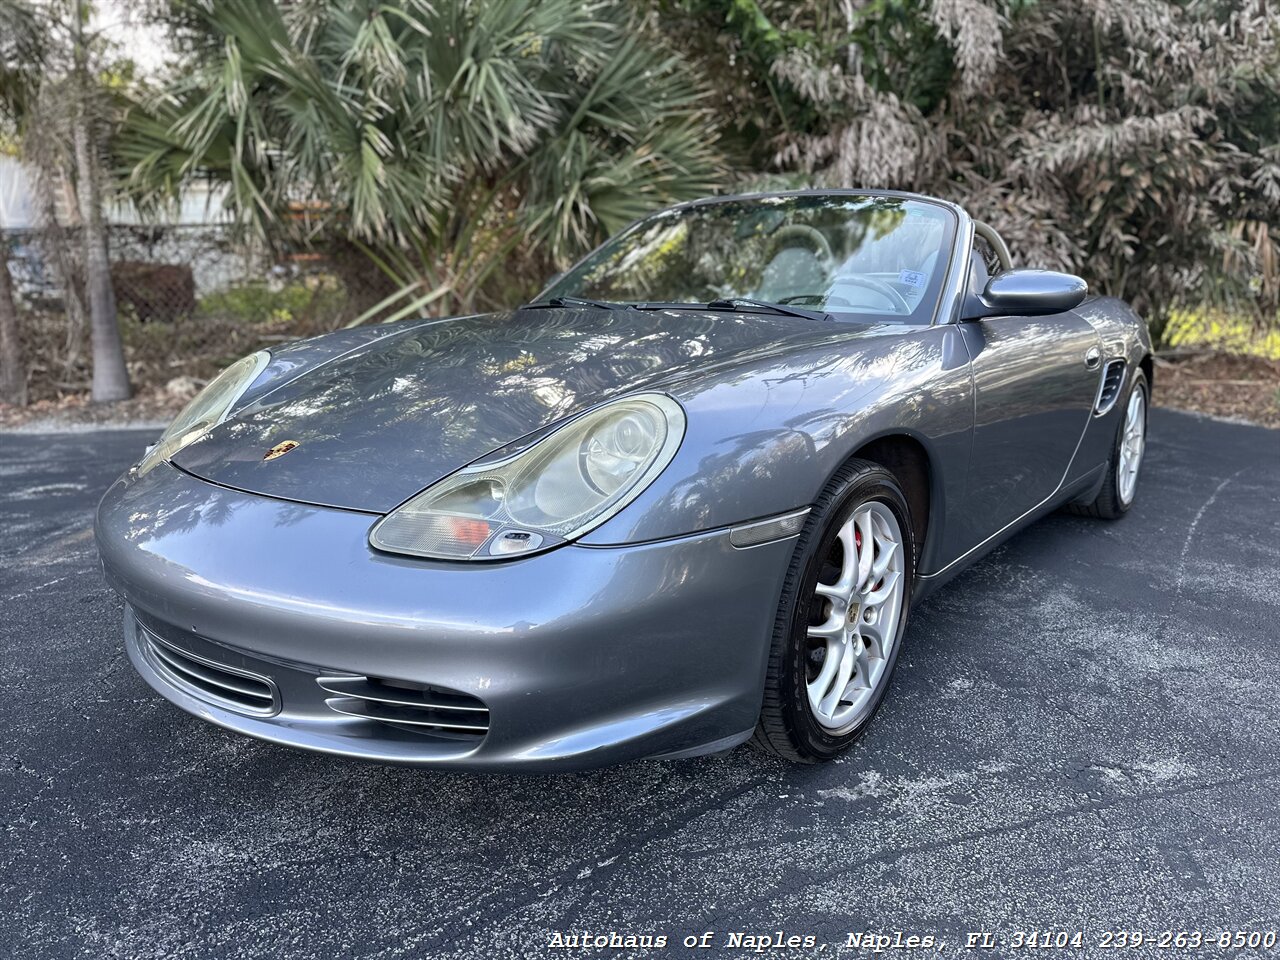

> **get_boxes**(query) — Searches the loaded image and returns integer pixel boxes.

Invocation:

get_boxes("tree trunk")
[0,244,29,407]
[73,0,129,403]
[36,182,89,376]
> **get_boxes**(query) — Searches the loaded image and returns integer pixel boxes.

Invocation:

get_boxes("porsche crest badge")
[263,440,300,462]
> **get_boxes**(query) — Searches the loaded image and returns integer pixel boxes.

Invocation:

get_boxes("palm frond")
[116,0,726,313]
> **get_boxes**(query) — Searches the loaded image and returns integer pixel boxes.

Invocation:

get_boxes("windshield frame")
[536,189,966,327]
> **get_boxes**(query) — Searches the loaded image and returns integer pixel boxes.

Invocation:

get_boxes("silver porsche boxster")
[95,190,1151,770]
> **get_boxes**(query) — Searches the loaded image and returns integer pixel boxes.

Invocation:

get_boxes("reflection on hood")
[173,306,873,512]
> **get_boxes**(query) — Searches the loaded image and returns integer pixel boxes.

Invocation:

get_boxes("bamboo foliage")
[655,0,1280,335]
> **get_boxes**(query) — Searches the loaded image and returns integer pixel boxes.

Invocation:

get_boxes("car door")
[958,245,1102,544]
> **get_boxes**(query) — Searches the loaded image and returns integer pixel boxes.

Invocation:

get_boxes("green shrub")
[197,276,345,327]
[1163,310,1280,361]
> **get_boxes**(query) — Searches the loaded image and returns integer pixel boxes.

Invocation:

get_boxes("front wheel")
[752,460,915,762]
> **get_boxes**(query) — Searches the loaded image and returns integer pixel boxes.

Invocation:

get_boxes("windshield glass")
[542,194,956,324]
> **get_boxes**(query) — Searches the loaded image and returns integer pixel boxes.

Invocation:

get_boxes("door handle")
[1084,346,1101,369]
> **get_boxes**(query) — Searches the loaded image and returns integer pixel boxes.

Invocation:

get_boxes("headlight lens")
[136,350,270,476]
[370,393,685,560]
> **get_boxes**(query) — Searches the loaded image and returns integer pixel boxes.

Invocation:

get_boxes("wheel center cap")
[847,601,861,624]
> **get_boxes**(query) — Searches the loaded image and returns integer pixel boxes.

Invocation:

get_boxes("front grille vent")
[142,626,278,716]
[1095,359,1127,414]
[317,675,489,741]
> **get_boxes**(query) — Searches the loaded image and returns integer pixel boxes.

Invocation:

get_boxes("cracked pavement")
[2,410,1279,958]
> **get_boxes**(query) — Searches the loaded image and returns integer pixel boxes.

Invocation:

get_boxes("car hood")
[172,306,861,513]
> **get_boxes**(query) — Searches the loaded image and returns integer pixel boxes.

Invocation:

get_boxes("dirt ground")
[3,350,1279,433]
[0,386,180,431]
[1152,351,1280,429]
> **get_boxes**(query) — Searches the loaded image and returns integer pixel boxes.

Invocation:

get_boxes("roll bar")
[973,221,1013,271]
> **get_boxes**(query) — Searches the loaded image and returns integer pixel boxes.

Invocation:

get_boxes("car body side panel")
[913,297,1148,591]
[952,310,1101,550]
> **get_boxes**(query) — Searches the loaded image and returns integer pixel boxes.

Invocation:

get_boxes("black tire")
[751,459,916,762]
[1067,370,1148,520]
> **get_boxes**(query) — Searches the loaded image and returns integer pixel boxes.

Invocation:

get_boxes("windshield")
[541,194,957,324]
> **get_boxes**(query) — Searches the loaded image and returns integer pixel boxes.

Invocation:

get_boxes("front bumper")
[95,464,796,771]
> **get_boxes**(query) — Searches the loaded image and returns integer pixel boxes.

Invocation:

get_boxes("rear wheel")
[752,460,915,761]
[1069,370,1148,520]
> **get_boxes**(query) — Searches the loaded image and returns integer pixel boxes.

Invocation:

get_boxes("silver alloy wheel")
[1117,387,1146,505]
[806,501,905,733]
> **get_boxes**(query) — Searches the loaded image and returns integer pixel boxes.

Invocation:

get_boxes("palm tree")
[70,0,129,400]
[120,0,725,317]
[0,0,41,407]
[0,237,25,406]
[1,0,130,404]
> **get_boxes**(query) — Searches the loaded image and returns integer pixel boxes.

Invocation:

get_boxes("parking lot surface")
[3,409,1279,958]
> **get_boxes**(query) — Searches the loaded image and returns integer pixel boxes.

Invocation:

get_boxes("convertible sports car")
[95,190,1151,770]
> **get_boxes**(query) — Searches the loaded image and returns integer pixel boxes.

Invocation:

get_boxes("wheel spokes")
[863,569,901,607]
[815,521,860,600]
[861,619,885,655]
[853,635,874,691]
[806,609,845,639]
[808,636,844,714]
[868,537,897,582]
[814,579,847,601]
[853,511,873,591]
[822,638,857,716]
[1117,389,1146,502]
[804,499,907,732]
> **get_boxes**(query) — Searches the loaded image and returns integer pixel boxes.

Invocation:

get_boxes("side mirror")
[961,268,1088,320]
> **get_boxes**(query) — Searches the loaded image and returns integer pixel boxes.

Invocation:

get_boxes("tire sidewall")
[781,469,915,759]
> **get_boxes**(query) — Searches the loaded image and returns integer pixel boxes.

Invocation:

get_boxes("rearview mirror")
[962,268,1087,320]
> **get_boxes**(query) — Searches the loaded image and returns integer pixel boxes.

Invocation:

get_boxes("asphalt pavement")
[2,409,1279,959]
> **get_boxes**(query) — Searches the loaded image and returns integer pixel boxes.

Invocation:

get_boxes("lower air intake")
[141,624,279,716]
[317,675,489,741]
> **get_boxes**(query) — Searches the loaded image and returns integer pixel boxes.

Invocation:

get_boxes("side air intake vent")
[1095,359,1126,415]
[317,675,489,741]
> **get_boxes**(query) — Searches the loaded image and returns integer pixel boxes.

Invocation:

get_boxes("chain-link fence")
[4,223,396,403]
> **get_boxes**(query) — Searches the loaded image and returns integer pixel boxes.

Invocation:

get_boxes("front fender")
[1065,296,1152,485]
[580,323,974,571]
[1074,296,1151,374]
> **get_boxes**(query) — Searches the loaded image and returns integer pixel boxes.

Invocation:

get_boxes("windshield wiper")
[522,296,630,311]
[706,297,833,323]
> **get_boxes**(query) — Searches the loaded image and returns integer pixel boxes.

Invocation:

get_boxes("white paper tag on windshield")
[898,270,927,288]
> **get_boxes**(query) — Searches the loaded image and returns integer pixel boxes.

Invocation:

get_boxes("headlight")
[370,393,685,560]
[136,350,270,476]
